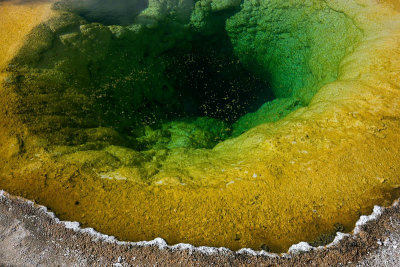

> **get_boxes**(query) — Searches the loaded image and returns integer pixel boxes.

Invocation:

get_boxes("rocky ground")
[0,191,399,266]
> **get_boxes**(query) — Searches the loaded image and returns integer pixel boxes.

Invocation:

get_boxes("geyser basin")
[0,0,400,253]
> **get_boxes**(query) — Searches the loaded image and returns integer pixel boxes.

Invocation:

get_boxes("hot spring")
[0,0,400,253]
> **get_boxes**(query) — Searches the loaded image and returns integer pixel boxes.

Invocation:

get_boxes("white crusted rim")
[0,190,398,257]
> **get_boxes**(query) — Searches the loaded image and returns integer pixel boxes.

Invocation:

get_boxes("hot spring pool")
[0,0,400,253]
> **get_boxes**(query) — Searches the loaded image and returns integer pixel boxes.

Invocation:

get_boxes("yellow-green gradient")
[0,0,400,253]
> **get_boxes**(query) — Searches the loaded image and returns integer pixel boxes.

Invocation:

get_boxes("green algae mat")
[1,0,400,253]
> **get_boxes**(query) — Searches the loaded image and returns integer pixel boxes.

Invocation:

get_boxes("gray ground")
[356,219,400,267]
[0,191,399,266]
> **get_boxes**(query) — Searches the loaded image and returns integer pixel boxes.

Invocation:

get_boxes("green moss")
[226,0,363,103]
[8,0,363,157]
[137,117,230,150]
[232,98,302,136]
[10,12,191,141]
